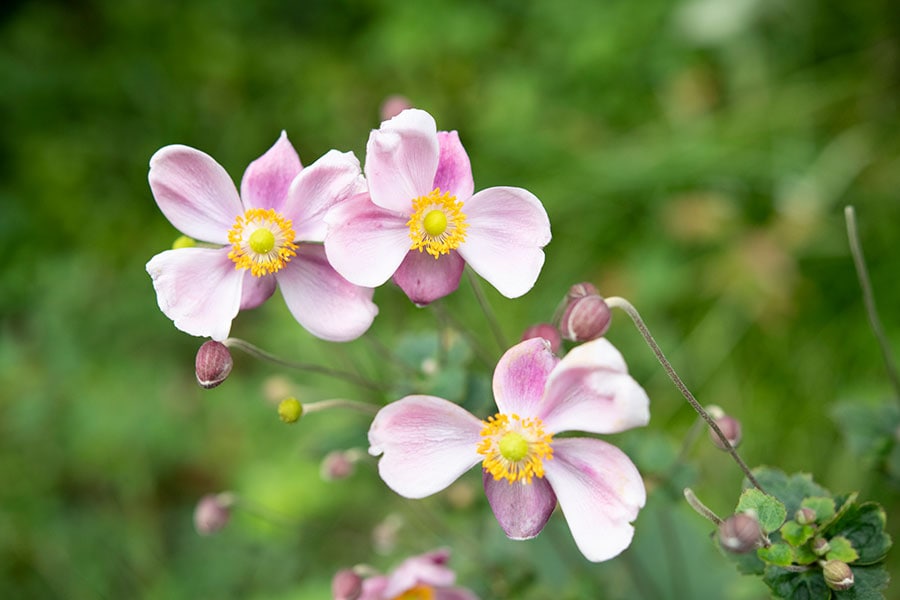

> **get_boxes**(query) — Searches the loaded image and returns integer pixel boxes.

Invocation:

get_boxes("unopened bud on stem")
[194,492,235,535]
[718,513,763,553]
[559,283,612,341]
[278,397,303,423]
[709,413,742,451]
[196,341,233,389]
[822,560,854,591]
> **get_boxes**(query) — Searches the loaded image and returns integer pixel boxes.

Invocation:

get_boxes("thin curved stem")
[302,398,380,416]
[605,296,765,493]
[224,338,385,393]
[844,206,900,401]
[465,268,509,352]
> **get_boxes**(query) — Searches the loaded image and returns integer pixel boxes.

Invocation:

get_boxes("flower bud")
[795,507,817,525]
[559,285,611,342]
[331,568,363,600]
[193,492,234,535]
[708,414,742,451]
[823,560,854,591]
[812,537,831,556]
[521,323,562,353]
[278,397,303,423]
[195,341,233,389]
[380,95,412,121]
[321,450,357,481]
[718,513,762,553]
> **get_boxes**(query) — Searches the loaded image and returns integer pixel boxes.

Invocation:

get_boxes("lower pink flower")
[368,338,650,562]
[342,549,478,600]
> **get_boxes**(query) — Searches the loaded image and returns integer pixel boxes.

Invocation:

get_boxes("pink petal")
[148,145,242,244]
[382,550,456,598]
[435,589,479,600]
[323,193,411,288]
[275,245,377,342]
[540,338,650,434]
[145,247,244,341]
[282,149,365,241]
[458,187,551,298]
[543,438,646,562]
[358,576,389,600]
[483,471,557,540]
[368,396,483,499]
[392,250,465,305]
[239,131,302,212]
[365,108,439,213]
[239,270,277,310]
[433,131,473,201]
[492,338,559,417]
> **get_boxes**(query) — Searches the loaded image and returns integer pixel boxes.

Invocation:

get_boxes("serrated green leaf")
[833,565,891,600]
[781,520,816,547]
[793,543,819,565]
[827,536,860,563]
[802,496,837,521]
[750,467,831,516]
[737,488,787,533]
[827,502,892,565]
[758,542,794,567]
[763,566,830,600]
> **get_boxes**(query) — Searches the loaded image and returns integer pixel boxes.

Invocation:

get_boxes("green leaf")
[821,493,860,532]
[720,544,766,575]
[781,520,816,547]
[833,565,891,600]
[827,536,860,563]
[737,488,787,533]
[802,496,837,522]
[830,401,900,458]
[763,566,830,600]
[793,543,819,566]
[758,542,794,567]
[827,502,892,565]
[750,467,831,516]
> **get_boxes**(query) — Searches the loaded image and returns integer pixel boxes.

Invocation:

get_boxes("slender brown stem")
[224,338,385,392]
[844,206,900,401]
[683,488,723,526]
[605,296,766,493]
[302,398,380,416]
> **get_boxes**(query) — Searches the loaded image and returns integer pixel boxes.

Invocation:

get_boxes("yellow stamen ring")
[477,413,554,485]
[392,585,436,600]
[407,188,468,259]
[228,208,298,277]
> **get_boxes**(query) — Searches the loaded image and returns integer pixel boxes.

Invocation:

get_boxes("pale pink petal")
[458,187,551,298]
[323,193,411,287]
[358,576,389,600]
[282,149,365,241]
[492,338,559,417]
[392,250,465,305]
[382,550,456,598]
[433,131,473,201]
[368,396,483,499]
[540,338,650,434]
[145,247,243,341]
[275,245,377,342]
[435,589,479,600]
[239,270,277,310]
[543,438,646,562]
[239,131,302,212]
[365,108,439,213]
[149,145,242,244]
[483,471,557,540]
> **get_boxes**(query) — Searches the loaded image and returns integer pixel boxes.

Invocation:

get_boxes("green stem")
[303,398,380,416]
[844,206,900,401]
[604,296,766,493]
[465,268,509,352]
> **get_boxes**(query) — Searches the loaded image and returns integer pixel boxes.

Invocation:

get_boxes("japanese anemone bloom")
[355,549,478,600]
[369,337,650,562]
[324,109,551,305]
[146,132,378,342]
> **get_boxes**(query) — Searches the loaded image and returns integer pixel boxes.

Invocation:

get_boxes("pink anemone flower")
[355,549,478,600]
[324,109,551,305]
[368,337,650,562]
[146,132,378,342]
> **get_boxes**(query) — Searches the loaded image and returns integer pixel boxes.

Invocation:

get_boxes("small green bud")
[278,397,303,423]
[822,560,854,591]
[795,507,817,525]
[812,537,831,556]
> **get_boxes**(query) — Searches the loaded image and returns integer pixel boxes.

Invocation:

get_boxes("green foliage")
[738,488,787,534]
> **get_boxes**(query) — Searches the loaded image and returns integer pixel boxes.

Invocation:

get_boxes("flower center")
[227,208,298,277]
[407,188,468,259]
[477,413,553,485]
[392,585,435,600]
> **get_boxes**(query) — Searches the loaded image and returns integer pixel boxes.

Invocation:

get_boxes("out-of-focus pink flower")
[146,132,378,341]
[325,109,551,305]
[354,549,478,600]
[368,338,649,562]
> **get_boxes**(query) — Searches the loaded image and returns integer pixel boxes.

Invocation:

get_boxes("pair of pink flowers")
[369,337,650,562]
[146,109,551,341]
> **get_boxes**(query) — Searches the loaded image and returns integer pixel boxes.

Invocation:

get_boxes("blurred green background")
[2,0,900,598]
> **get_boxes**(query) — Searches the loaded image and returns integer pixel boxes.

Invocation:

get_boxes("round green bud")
[278,397,303,423]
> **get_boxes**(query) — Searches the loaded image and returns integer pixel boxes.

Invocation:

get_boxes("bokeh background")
[2,0,900,598]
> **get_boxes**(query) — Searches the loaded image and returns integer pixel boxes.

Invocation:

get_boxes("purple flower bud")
[559,285,611,342]
[321,450,356,481]
[331,569,363,600]
[823,560,854,591]
[193,493,234,536]
[521,323,562,353]
[195,341,233,389]
[709,414,742,451]
[812,537,831,556]
[718,513,762,553]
